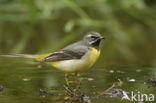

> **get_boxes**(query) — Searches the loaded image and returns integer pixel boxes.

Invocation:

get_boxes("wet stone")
[0,85,5,93]
[147,76,156,88]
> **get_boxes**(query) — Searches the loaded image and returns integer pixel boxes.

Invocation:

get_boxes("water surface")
[0,57,156,103]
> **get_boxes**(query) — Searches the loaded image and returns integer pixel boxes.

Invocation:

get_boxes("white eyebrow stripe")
[87,34,99,38]
[87,34,93,37]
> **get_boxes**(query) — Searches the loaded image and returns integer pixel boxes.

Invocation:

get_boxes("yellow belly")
[48,47,100,73]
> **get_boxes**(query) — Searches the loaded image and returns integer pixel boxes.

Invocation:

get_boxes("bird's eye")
[91,36,98,39]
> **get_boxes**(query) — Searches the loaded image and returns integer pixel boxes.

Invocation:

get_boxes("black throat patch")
[90,39,101,50]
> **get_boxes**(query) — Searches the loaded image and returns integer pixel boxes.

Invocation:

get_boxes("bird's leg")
[74,73,80,92]
[65,73,69,87]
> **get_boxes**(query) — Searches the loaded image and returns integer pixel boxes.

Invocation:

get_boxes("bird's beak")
[100,36,105,40]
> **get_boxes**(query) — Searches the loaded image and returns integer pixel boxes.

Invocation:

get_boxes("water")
[0,57,156,103]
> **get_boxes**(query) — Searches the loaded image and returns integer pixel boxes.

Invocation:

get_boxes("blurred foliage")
[0,0,156,66]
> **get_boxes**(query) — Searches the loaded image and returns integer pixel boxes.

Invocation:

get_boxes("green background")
[0,0,156,66]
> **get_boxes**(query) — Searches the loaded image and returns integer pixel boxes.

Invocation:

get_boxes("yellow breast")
[49,47,100,73]
[86,47,100,68]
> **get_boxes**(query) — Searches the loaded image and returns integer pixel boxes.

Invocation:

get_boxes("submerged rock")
[0,85,5,93]
[147,76,156,88]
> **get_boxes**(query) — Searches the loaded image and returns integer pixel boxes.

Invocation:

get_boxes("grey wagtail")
[0,32,105,87]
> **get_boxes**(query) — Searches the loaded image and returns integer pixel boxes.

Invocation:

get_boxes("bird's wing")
[40,50,82,62]
[40,41,89,62]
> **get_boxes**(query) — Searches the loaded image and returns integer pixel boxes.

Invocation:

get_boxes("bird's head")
[83,32,105,49]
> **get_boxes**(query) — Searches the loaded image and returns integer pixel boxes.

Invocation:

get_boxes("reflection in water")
[38,80,132,103]
[39,85,91,103]
[63,85,91,103]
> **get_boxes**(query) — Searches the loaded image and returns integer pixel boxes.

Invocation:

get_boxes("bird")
[0,32,105,88]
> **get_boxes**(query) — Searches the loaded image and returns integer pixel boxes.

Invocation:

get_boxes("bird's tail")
[0,54,50,61]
